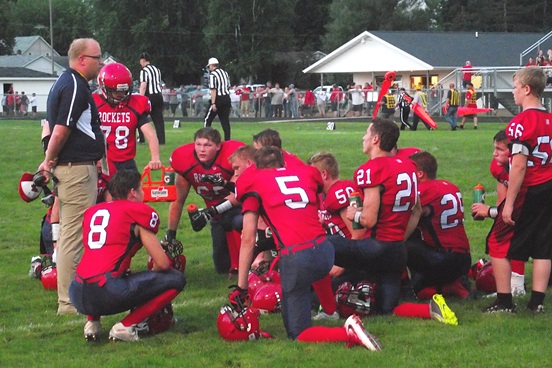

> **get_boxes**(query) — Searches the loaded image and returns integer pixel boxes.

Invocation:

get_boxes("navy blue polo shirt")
[47,68,104,163]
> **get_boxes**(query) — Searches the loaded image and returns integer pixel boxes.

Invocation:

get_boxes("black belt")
[57,161,95,167]
[279,235,326,257]
[75,273,110,287]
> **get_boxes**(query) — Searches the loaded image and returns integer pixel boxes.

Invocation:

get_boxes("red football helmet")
[97,63,133,107]
[40,256,57,290]
[475,261,496,293]
[248,271,265,297]
[19,172,42,202]
[147,303,175,334]
[251,282,282,314]
[217,304,262,341]
[335,280,376,318]
[468,258,488,279]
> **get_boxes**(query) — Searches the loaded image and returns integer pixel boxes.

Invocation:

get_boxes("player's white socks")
[511,272,526,297]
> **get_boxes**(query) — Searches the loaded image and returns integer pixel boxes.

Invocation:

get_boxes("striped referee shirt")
[209,68,231,96]
[140,64,163,96]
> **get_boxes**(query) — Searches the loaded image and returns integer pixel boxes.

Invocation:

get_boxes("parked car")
[313,85,344,103]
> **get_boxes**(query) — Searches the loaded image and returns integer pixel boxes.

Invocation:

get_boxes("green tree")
[10,0,93,55]
[292,0,332,51]
[203,0,297,84]
[322,0,400,53]
[92,0,207,85]
[0,0,16,55]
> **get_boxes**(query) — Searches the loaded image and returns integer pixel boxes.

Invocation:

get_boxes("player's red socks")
[121,289,179,327]
[226,230,242,271]
[393,303,431,319]
[313,274,337,315]
[87,315,100,322]
[511,259,525,275]
[416,287,437,300]
[297,326,348,343]
[442,279,469,299]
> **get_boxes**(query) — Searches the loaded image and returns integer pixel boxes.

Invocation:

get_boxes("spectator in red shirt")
[462,61,473,88]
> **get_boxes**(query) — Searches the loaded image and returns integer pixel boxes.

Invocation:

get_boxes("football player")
[405,152,472,299]
[485,67,552,313]
[327,118,418,315]
[252,128,304,166]
[251,131,337,320]
[232,146,382,350]
[471,130,526,296]
[167,127,244,275]
[94,62,161,177]
[69,169,186,341]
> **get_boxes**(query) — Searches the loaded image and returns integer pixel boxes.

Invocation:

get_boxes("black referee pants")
[204,95,232,141]
[138,93,165,145]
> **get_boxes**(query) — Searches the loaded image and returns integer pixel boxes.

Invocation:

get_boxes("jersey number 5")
[275,176,309,209]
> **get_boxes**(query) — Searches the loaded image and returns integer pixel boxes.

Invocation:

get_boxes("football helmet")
[217,304,262,341]
[97,63,133,107]
[251,282,282,314]
[336,280,376,318]
[468,258,488,279]
[247,271,265,297]
[19,172,42,202]
[40,256,57,290]
[475,261,496,293]
[146,303,175,334]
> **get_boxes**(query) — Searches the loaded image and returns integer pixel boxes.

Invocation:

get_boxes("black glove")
[189,209,208,232]
[163,230,177,244]
[228,285,249,312]
[199,174,224,186]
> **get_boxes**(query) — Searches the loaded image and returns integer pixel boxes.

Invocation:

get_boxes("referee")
[204,57,232,140]
[139,52,165,145]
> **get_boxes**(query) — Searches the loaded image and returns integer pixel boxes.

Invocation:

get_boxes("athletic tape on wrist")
[51,222,60,242]
[488,206,498,219]
[214,200,233,214]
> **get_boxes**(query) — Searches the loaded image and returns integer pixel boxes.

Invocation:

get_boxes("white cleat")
[344,315,382,351]
[109,322,139,342]
[84,320,102,341]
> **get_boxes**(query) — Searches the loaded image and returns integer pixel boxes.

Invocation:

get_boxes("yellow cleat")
[429,294,458,326]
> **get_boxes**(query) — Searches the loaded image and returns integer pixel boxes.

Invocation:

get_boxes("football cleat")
[312,310,340,321]
[429,294,458,325]
[84,320,102,341]
[483,301,517,314]
[109,322,139,342]
[527,304,544,313]
[345,315,382,351]
[29,256,42,278]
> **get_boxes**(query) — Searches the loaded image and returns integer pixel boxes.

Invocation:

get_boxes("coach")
[139,52,165,145]
[204,57,232,141]
[38,38,105,315]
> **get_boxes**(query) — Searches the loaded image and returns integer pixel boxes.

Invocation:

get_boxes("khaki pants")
[53,164,97,311]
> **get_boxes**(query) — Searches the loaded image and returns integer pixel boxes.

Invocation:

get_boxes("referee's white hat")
[206,57,219,67]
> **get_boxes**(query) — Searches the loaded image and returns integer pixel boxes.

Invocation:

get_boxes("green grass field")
[1,118,548,368]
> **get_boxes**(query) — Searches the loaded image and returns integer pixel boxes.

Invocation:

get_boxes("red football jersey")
[170,140,244,207]
[282,149,305,167]
[94,94,151,164]
[507,108,552,186]
[96,173,110,203]
[395,147,421,160]
[319,180,356,238]
[236,164,326,248]
[354,156,417,242]
[418,180,470,252]
[490,158,508,187]
[77,200,160,278]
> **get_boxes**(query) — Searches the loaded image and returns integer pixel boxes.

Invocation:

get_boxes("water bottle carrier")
[141,166,177,202]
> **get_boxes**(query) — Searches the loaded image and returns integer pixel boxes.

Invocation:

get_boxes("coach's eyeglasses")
[82,55,103,61]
